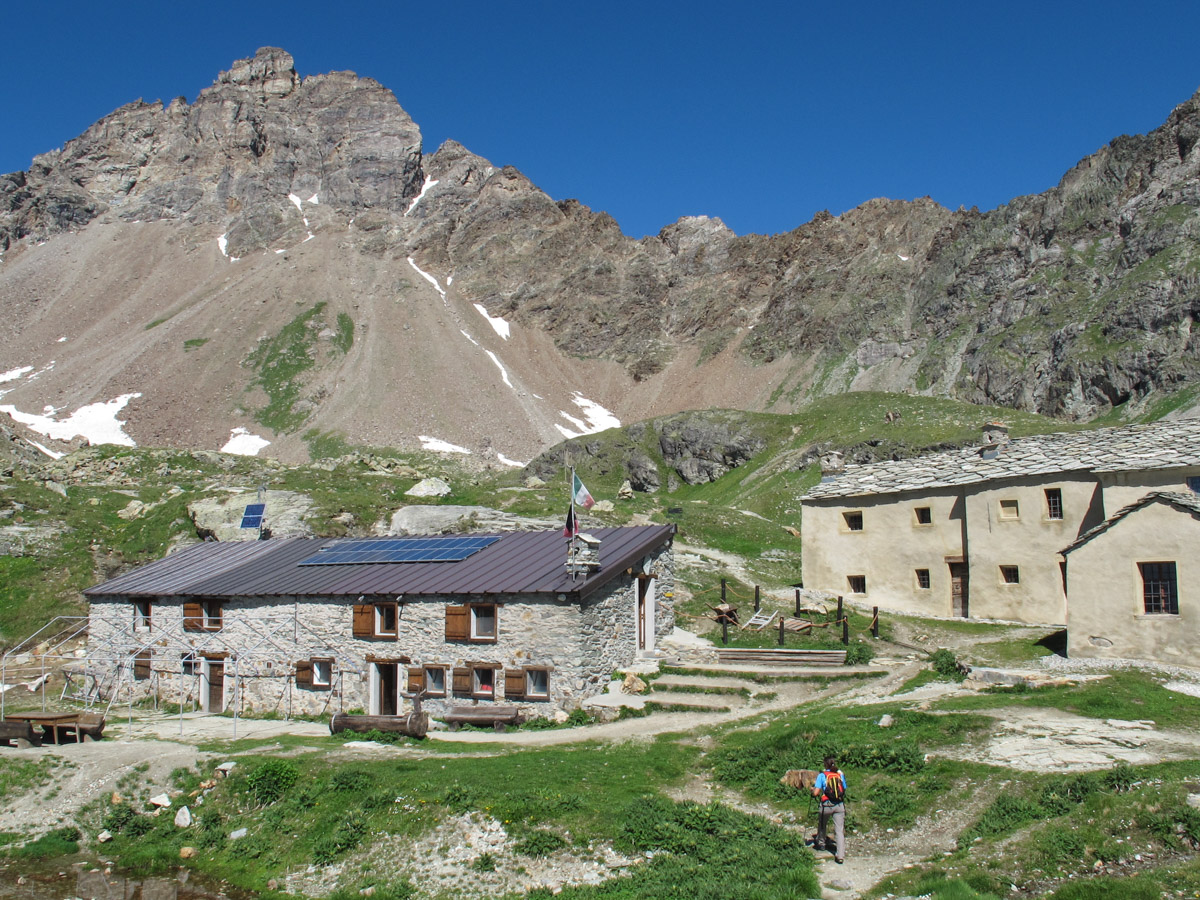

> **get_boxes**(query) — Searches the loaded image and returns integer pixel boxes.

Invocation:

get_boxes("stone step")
[642,691,745,711]
[717,648,847,665]
[653,674,756,691]
[662,662,880,679]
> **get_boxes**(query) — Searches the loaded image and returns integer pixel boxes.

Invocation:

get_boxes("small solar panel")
[240,503,266,530]
[298,535,501,566]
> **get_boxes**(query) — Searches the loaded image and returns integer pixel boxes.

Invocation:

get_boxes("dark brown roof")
[85,525,676,601]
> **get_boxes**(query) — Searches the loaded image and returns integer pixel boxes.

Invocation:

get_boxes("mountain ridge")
[1,49,1198,466]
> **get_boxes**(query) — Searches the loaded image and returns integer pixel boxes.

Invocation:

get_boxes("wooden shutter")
[505,669,526,700]
[133,652,151,681]
[407,667,425,692]
[294,660,313,687]
[352,604,374,638]
[452,667,472,695]
[445,605,469,641]
[183,601,204,632]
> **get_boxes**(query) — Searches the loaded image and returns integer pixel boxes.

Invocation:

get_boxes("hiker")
[811,755,847,863]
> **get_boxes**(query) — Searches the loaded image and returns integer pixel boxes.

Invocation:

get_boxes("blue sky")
[3,1,1199,238]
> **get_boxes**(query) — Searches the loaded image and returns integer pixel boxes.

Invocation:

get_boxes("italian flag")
[572,472,595,510]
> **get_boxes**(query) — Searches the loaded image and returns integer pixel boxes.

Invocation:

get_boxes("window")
[1140,562,1179,615]
[999,499,1019,519]
[133,599,152,631]
[916,569,931,589]
[470,604,497,641]
[847,575,866,594]
[843,511,864,532]
[312,659,333,688]
[1000,565,1020,584]
[1045,488,1063,520]
[424,667,447,697]
[525,668,550,700]
[472,667,496,698]
[915,507,932,525]
[185,600,222,632]
[203,600,222,631]
[181,653,197,676]
[375,603,398,637]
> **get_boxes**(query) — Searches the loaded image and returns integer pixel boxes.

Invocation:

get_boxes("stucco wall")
[1100,469,1200,513]
[801,488,965,616]
[1065,501,1200,663]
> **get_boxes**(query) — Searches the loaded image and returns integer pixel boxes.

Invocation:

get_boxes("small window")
[181,653,197,676]
[915,569,931,589]
[1187,476,1200,495]
[470,604,497,642]
[1140,562,1178,615]
[999,499,1019,519]
[1045,488,1063,520]
[472,667,496,698]
[914,507,932,525]
[847,575,866,594]
[424,667,447,697]
[312,659,333,688]
[375,603,398,637]
[525,668,550,700]
[202,600,222,631]
[134,599,152,631]
[1000,565,1020,584]
[843,511,864,532]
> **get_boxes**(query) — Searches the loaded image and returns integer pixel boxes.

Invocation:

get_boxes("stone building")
[1061,491,1200,663]
[801,420,1200,626]
[83,525,675,719]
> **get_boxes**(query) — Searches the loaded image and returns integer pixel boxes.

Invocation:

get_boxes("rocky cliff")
[1,49,1198,465]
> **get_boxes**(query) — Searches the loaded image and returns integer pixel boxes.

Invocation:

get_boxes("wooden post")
[842,617,849,646]
[721,578,727,605]
[795,588,802,617]
[722,619,729,646]
[836,595,843,623]
[872,606,880,639]
[778,616,785,646]
[754,585,761,612]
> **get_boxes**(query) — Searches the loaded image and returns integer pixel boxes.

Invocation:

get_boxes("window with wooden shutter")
[133,651,151,681]
[295,660,314,687]
[183,601,204,632]
[505,669,526,700]
[424,667,447,696]
[352,604,374,638]
[202,600,223,631]
[525,668,550,700]
[375,603,398,637]
[312,659,332,688]
[469,604,497,643]
[134,599,152,631]
[472,666,496,699]
[445,605,470,641]
[452,667,472,695]
[407,667,425,693]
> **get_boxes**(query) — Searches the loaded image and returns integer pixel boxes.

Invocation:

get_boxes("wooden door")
[376,663,399,716]
[206,661,224,712]
[949,563,969,617]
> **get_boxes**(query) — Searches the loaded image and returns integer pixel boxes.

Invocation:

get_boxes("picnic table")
[3,712,84,744]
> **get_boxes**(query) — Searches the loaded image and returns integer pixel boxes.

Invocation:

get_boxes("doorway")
[203,659,224,712]
[949,563,969,617]
[636,576,656,653]
[372,662,399,716]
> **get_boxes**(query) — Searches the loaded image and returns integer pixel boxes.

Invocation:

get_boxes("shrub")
[313,813,367,865]
[844,643,875,665]
[868,781,920,827]
[472,852,497,871]
[1102,761,1136,793]
[328,769,372,793]
[246,759,298,806]
[103,804,136,834]
[515,828,567,857]
[962,793,1044,844]
[930,648,967,681]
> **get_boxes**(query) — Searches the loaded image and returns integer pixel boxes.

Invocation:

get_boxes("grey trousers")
[817,801,845,858]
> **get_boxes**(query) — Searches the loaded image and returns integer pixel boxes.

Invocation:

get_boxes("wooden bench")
[76,714,106,742]
[443,706,521,732]
[715,648,848,666]
[0,719,43,749]
[330,712,428,739]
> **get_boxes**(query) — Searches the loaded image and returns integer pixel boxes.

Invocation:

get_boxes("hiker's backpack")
[821,770,845,803]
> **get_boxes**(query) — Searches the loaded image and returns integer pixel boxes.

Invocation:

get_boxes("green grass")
[333,312,354,354]
[183,337,210,351]
[244,301,327,432]
[0,757,72,804]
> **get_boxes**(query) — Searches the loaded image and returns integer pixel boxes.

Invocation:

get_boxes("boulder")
[188,491,314,542]
[175,806,193,827]
[405,477,452,498]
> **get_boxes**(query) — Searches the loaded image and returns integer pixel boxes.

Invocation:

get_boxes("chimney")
[819,450,845,482]
[981,422,1009,459]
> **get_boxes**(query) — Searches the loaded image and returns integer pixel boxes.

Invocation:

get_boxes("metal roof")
[803,420,1200,502]
[85,525,676,601]
[1060,490,1200,555]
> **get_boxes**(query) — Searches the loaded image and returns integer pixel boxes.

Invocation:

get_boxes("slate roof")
[1060,490,1200,555]
[803,420,1200,502]
[85,525,676,602]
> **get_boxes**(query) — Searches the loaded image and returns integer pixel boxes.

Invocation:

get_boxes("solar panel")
[240,503,266,530]
[298,535,501,566]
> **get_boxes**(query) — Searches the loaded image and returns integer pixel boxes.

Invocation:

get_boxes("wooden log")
[329,712,429,739]
[443,706,521,732]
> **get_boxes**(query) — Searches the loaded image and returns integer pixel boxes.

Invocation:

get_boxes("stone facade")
[86,544,674,719]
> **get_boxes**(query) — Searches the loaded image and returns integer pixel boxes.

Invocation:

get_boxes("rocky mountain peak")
[214,46,299,97]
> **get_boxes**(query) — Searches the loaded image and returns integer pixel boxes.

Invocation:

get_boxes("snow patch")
[474,303,511,340]
[26,439,63,460]
[1,393,142,447]
[217,234,228,256]
[307,193,319,205]
[220,427,271,457]
[57,336,67,343]
[496,453,526,468]
[275,249,287,254]
[0,366,33,384]
[288,193,304,213]
[404,176,439,216]
[556,392,621,438]
[897,253,910,261]
[485,350,514,388]
[407,257,447,301]
[419,435,471,455]
[460,330,480,346]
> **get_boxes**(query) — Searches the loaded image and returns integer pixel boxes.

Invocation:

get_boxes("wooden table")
[2,712,81,744]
